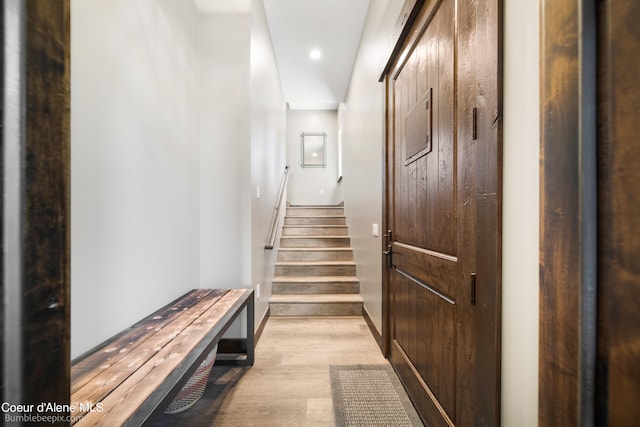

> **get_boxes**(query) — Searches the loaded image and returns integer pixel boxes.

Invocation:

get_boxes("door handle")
[383,244,393,268]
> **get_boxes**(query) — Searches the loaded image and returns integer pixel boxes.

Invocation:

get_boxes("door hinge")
[471,273,477,305]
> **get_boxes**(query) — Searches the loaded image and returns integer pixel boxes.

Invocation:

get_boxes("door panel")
[394,1,456,257]
[395,272,457,415]
[383,0,501,425]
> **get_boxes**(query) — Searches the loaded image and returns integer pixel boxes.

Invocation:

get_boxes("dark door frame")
[1,0,71,416]
[539,0,598,425]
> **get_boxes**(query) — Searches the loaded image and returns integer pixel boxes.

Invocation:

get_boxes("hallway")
[156,317,390,426]
[0,1,562,425]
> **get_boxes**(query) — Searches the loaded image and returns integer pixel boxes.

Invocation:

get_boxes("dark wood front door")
[382,0,501,425]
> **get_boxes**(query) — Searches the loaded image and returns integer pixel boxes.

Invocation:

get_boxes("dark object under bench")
[70,288,254,426]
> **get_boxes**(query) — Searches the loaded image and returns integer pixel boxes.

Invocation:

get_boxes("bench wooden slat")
[74,289,252,426]
[72,290,223,395]
[72,289,223,392]
[71,289,227,420]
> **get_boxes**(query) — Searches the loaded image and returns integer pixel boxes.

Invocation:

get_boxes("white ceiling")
[195,0,371,111]
[263,0,370,110]
[193,0,251,14]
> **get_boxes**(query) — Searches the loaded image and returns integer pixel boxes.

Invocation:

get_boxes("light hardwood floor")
[155,316,388,426]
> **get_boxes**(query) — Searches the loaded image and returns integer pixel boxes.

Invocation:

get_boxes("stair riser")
[282,227,348,236]
[284,217,346,226]
[275,265,356,276]
[277,251,353,262]
[270,302,362,317]
[273,282,360,294]
[280,237,350,248]
[286,208,345,216]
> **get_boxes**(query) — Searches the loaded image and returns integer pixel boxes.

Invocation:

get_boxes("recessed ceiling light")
[309,49,322,60]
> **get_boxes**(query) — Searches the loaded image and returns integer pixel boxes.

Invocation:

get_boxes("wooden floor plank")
[155,317,387,426]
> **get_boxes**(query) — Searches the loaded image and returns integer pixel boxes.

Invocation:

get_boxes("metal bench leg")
[246,292,255,365]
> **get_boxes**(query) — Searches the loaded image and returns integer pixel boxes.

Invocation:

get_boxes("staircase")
[270,205,363,316]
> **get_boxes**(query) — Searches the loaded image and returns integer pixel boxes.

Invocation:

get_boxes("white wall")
[198,13,252,290]
[286,109,341,205]
[197,13,252,339]
[250,0,288,324]
[338,0,405,332]
[71,0,200,357]
[71,0,286,356]
[501,0,540,425]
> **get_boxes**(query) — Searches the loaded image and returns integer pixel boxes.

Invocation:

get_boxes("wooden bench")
[70,288,254,426]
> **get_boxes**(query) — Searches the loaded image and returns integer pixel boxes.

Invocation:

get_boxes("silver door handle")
[383,245,392,268]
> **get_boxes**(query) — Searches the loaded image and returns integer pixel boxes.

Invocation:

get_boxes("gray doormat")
[330,365,424,427]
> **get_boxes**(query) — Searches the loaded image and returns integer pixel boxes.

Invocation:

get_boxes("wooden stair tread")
[283,225,347,228]
[273,276,359,283]
[287,205,343,208]
[285,215,346,218]
[270,294,363,303]
[281,235,348,239]
[283,221,346,224]
[287,212,344,214]
[277,247,353,251]
[275,261,356,266]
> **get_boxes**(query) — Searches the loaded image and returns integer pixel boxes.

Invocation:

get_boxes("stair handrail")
[265,166,289,249]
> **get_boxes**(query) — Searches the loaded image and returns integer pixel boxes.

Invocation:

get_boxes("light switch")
[372,224,379,237]
[256,186,260,199]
